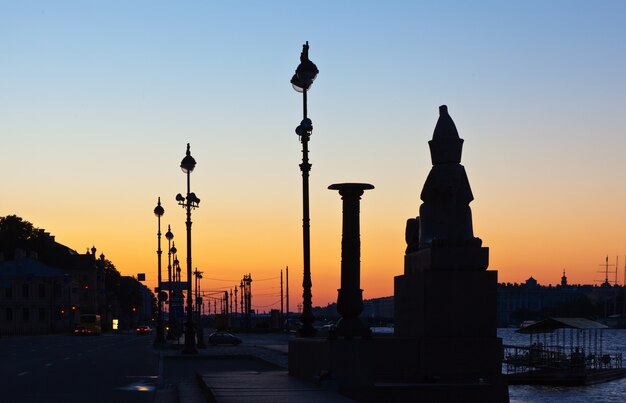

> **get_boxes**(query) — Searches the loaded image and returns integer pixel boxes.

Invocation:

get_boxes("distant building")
[496,272,624,326]
[362,296,394,321]
[302,273,624,329]
[0,257,73,335]
[1,231,108,334]
[311,296,394,323]
[35,231,106,318]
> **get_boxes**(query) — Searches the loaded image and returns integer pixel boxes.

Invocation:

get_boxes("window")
[6,307,12,322]
[22,283,29,298]
[39,283,46,298]
[39,307,46,321]
[5,286,12,299]
[53,283,61,297]
[23,307,30,320]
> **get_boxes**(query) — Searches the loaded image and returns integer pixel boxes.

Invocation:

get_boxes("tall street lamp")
[176,143,200,354]
[239,280,244,327]
[194,268,206,348]
[165,225,175,340]
[172,248,180,336]
[153,198,166,344]
[291,41,319,337]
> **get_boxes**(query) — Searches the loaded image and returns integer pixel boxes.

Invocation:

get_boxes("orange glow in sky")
[3,2,626,310]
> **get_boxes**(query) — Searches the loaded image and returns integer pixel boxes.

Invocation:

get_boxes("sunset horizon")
[3,2,626,311]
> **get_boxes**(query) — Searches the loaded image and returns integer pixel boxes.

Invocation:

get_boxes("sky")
[2,1,626,311]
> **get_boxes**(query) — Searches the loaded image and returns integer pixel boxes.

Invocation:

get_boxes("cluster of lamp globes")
[175,143,200,208]
[175,192,200,208]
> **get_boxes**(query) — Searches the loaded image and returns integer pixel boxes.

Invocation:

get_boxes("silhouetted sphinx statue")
[405,105,486,270]
[394,106,507,403]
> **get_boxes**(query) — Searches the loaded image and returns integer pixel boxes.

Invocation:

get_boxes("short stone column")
[328,183,374,339]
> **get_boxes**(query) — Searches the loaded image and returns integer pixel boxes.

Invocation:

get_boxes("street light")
[239,280,244,328]
[291,41,319,337]
[242,274,253,329]
[153,197,165,344]
[172,248,180,336]
[173,252,179,281]
[177,143,200,354]
[194,268,206,348]
[165,225,175,340]
[233,287,238,316]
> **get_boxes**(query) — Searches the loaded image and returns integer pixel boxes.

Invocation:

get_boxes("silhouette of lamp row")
[156,43,367,347]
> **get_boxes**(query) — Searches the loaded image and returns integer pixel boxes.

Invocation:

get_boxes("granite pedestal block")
[289,338,375,402]
[395,268,497,338]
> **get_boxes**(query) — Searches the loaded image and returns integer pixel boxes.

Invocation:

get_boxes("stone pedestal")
[395,247,494,339]
[392,246,509,402]
[289,338,375,402]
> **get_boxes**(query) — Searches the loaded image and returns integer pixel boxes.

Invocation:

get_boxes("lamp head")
[154,197,165,217]
[295,118,313,137]
[189,192,201,204]
[165,225,173,241]
[180,143,197,173]
[291,41,319,92]
[176,193,185,202]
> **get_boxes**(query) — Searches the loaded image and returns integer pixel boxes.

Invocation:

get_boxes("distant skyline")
[2,1,626,309]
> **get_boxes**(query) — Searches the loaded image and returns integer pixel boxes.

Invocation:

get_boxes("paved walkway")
[154,334,354,402]
[202,370,355,403]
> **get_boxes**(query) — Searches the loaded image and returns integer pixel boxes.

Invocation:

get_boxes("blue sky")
[2,1,626,306]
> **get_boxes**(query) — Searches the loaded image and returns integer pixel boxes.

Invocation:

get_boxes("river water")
[498,328,626,403]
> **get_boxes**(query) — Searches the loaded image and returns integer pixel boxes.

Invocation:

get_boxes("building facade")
[1,232,107,335]
[0,257,73,335]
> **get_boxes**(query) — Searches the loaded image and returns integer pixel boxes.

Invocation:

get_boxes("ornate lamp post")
[239,280,244,327]
[291,41,319,337]
[165,226,175,340]
[176,143,200,354]
[153,198,166,344]
[172,249,180,336]
[194,268,206,348]
[229,289,233,317]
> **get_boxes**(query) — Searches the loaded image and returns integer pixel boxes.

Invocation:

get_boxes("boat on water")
[503,317,626,385]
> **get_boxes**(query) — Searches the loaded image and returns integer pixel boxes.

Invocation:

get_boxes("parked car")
[320,323,336,332]
[284,318,303,332]
[207,331,242,346]
[136,325,152,335]
[74,325,88,336]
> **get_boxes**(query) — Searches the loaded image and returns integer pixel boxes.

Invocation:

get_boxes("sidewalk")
[154,333,354,403]
[201,370,355,403]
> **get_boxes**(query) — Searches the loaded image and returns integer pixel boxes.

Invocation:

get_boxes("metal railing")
[503,344,623,374]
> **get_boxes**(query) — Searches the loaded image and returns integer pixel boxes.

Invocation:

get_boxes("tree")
[0,215,39,260]
[103,258,122,287]
[103,259,143,317]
